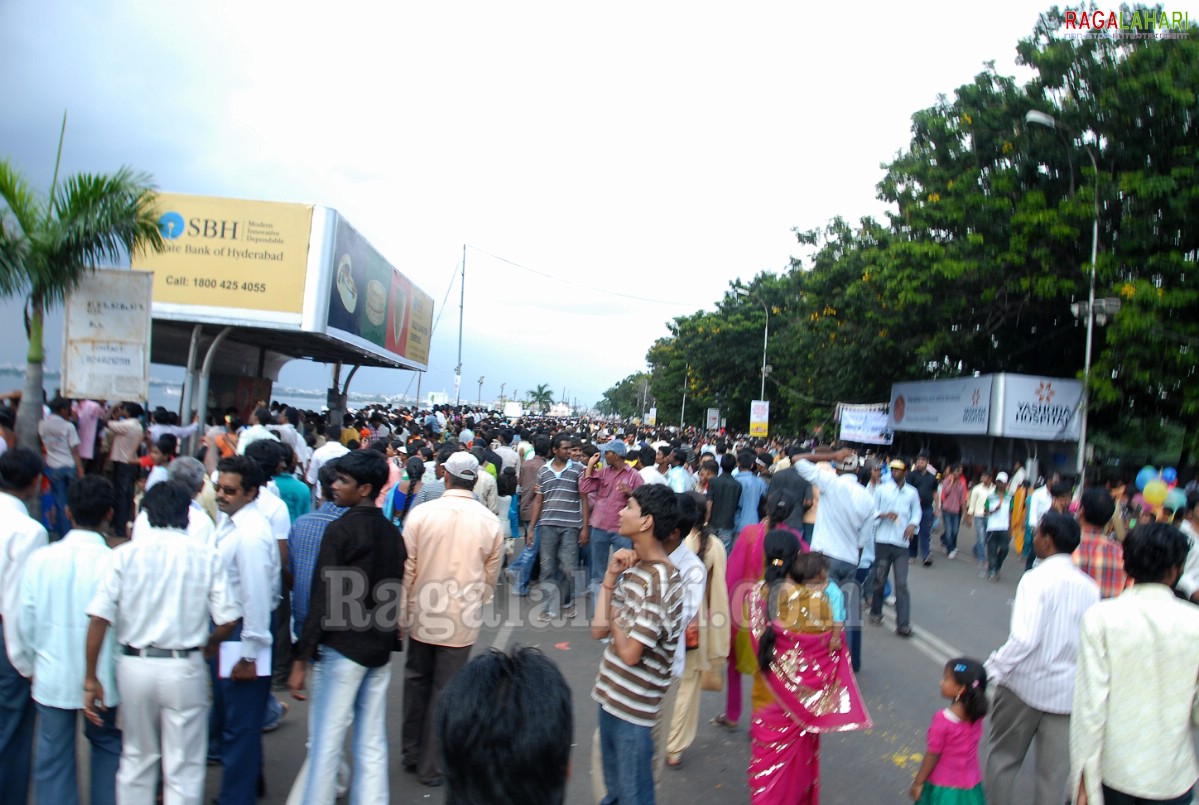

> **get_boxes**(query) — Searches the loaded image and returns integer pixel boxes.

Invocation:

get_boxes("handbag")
[700,665,724,692]
[684,617,699,650]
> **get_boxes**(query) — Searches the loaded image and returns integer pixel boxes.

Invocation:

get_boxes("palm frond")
[0,160,41,297]
[37,167,163,305]
[0,159,44,236]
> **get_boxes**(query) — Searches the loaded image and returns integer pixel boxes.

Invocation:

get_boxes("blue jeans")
[46,465,76,540]
[0,629,34,804]
[910,507,935,559]
[598,706,655,805]
[35,703,121,805]
[303,646,391,804]
[941,512,961,553]
[589,528,632,590]
[712,527,736,555]
[974,519,987,563]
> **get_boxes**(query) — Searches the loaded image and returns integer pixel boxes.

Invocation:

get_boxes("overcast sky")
[0,0,1064,407]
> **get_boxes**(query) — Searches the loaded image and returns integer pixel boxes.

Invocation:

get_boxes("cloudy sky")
[1,0,1062,407]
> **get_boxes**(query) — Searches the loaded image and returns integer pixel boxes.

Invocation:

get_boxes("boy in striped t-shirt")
[591,483,684,805]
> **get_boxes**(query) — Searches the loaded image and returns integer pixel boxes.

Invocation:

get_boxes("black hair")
[765,495,795,529]
[67,474,115,528]
[737,449,756,470]
[326,424,343,442]
[758,529,803,673]
[0,447,43,491]
[700,458,719,475]
[638,444,657,467]
[140,481,192,529]
[49,396,72,414]
[534,435,551,458]
[0,408,13,429]
[436,443,459,465]
[552,433,572,452]
[794,551,829,583]
[317,463,339,501]
[244,439,284,480]
[216,455,265,492]
[945,657,989,723]
[1037,510,1081,554]
[683,489,713,565]
[333,449,389,499]
[1079,486,1116,526]
[719,453,736,474]
[1049,480,1074,499]
[675,491,700,538]
[630,483,679,542]
[253,406,274,426]
[670,448,687,467]
[437,647,572,805]
[1123,522,1190,585]
[395,456,425,523]
[153,433,178,458]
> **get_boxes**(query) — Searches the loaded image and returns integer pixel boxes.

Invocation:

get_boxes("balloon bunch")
[1135,465,1186,519]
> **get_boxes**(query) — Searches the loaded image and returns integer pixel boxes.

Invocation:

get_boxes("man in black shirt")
[767,446,814,540]
[289,450,405,802]
[706,453,742,552]
[906,452,940,566]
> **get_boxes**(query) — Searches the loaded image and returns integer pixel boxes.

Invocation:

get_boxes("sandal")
[666,756,683,768]
[711,714,738,731]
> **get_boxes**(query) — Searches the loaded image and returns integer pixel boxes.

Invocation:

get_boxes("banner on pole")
[705,408,720,430]
[749,400,769,438]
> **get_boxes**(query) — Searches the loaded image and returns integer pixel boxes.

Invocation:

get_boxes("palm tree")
[529,383,554,414]
[0,134,163,451]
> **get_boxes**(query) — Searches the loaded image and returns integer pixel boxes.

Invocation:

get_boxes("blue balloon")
[1166,488,1187,512]
[1135,466,1158,492]
[1163,466,1178,484]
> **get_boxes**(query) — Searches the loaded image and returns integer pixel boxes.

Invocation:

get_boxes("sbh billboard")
[132,192,434,370]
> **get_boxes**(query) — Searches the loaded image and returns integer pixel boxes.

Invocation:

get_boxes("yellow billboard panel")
[749,400,770,438]
[132,192,313,316]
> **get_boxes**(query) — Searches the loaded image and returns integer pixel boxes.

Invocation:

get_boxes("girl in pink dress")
[910,658,989,804]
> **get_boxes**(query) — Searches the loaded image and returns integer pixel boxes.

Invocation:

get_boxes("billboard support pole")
[180,324,203,454]
[455,244,465,405]
[194,327,233,458]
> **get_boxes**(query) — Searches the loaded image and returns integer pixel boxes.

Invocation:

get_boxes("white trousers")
[115,653,209,805]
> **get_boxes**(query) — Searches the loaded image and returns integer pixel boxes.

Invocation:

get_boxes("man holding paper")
[211,455,282,804]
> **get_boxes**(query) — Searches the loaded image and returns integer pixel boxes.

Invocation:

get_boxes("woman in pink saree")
[746,532,871,804]
[715,497,806,730]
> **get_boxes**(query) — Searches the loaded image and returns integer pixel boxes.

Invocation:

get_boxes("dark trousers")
[986,530,1010,575]
[1102,785,1195,805]
[0,628,34,805]
[401,638,471,782]
[272,595,292,685]
[113,461,138,537]
[209,669,270,805]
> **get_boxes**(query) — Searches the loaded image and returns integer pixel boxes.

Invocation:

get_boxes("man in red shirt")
[1073,487,1130,599]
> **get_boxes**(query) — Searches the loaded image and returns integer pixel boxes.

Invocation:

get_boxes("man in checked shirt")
[1072,487,1131,599]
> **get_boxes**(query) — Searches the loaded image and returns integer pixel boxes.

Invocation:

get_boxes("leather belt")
[121,645,198,659]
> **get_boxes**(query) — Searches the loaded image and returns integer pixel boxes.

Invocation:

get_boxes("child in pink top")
[910,657,988,804]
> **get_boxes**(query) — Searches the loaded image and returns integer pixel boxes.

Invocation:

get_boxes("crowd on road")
[1,394,1199,804]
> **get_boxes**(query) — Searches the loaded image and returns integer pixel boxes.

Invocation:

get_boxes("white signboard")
[705,408,720,430]
[62,271,153,401]
[838,404,893,445]
[503,401,524,419]
[888,376,992,435]
[992,374,1083,440]
[749,400,769,438]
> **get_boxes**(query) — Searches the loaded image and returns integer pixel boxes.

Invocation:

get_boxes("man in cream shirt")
[1070,522,1199,805]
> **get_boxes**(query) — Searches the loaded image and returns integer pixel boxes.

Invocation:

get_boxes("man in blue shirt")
[733,450,768,534]
[289,465,348,637]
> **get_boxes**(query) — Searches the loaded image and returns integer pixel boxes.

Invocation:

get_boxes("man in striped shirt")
[591,483,683,805]
[531,434,587,621]
[984,511,1099,805]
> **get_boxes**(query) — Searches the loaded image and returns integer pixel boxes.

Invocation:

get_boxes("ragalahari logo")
[1063,9,1191,38]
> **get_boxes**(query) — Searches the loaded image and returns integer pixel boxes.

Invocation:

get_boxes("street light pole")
[1025,110,1100,486]
[736,287,770,400]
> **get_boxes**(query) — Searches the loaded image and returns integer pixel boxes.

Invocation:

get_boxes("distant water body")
[0,367,413,413]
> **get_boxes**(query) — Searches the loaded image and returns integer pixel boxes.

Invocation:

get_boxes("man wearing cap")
[984,472,1013,581]
[579,440,645,600]
[870,459,922,637]
[791,447,875,590]
[400,451,504,786]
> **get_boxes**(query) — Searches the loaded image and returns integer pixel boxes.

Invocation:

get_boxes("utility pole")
[500,382,506,408]
[680,364,689,427]
[477,376,485,406]
[455,244,465,405]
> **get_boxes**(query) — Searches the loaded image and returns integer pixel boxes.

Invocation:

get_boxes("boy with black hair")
[437,647,573,805]
[289,449,405,802]
[591,483,684,805]
[16,475,122,803]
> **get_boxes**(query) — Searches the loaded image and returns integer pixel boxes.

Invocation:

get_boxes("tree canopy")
[606,7,1198,463]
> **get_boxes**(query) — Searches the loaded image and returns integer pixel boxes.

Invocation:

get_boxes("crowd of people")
[1,394,1198,804]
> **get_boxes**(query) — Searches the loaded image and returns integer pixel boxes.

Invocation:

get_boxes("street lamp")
[477,376,485,406]
[1025,109,1101,486]
[735,286,770,401]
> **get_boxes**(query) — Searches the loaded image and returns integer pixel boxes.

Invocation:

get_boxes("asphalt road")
[224,540,1054,805]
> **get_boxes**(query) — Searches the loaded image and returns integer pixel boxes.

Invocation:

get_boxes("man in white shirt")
[792,447,875,590]
[305,424,350,497]
[869,459,922,637]
[15,475,122,803]
[983,471,1013,581]
[984,511,1099,805]
[638,444,669,486]
[964,470,996,567]
[130,457,216,546]
[1173,491,1199,604]
[211,455,281,803]
[236,406,280,456]
[84,481,240,805]
[0,448,49,802]
[39,396,83,539]
[1022,472,1059,571]
[1071,522,1199,805]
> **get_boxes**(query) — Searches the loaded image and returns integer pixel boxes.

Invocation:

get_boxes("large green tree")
[0,142,162,451]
